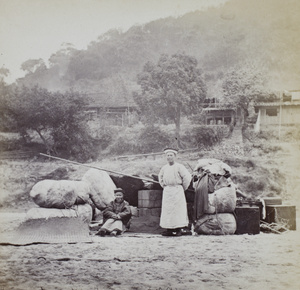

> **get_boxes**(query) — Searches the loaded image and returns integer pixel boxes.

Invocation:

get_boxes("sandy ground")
[0,212,299,290]
[0,140,299,289]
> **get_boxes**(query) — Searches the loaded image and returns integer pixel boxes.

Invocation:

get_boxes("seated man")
[96,188,132,236]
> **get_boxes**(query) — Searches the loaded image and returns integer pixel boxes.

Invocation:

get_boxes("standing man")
[158,148,191,236]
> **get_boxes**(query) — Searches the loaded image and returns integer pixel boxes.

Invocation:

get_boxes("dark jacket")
[103,199,132,226]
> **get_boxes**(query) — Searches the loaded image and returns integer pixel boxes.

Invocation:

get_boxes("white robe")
[158,163,191,229]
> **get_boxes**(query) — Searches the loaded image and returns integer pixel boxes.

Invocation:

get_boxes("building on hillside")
[201,98,244,126]
[254,90,300,132]
[84,92,137,127]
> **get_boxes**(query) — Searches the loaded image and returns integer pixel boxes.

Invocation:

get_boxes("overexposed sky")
[0,0,227,83]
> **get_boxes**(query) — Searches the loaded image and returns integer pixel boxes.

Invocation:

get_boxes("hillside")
[15,0,300,102]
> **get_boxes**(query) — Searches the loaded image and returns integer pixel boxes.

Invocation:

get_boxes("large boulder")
[82,169,116,210]
[30,180,91,209]
[194,213,237,235]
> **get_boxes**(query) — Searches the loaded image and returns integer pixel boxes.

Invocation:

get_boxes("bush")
[108,134,140,155]
[188,126,227,147]
[137,125,171,153]
[107,125,172,155]
[53,124,99,162]
[96,128,115,150]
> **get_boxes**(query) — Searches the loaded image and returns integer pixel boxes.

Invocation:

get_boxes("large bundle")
[193,158,232,176]
[30,180,91,209]
[193,158,237,219]
[207,186,237,214]
[82,169,116,210]
[194,213,237,235]
[25,204,93,223]
[192,158,238,235]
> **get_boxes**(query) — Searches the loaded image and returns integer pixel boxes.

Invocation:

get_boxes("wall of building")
[260,106,300,125]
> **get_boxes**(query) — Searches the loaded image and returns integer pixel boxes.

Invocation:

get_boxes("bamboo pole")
[39,153,160,184]
[260,220,282,234]
[116,147,198,159]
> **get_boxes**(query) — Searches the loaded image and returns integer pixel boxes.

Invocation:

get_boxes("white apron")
[160,185,188,229]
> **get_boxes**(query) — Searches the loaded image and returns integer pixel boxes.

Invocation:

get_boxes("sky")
[0,0,228,83]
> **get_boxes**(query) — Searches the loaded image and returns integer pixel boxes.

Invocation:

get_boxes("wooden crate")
[262,197,282,206]
[265,205,296,230]
[138,190,162,208]
[234,205,260,235]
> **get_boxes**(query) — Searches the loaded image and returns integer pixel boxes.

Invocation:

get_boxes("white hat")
[164,147,178,155]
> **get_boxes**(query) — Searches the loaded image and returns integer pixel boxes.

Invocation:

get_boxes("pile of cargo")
[28,169,117,223]
[192,158,238,235]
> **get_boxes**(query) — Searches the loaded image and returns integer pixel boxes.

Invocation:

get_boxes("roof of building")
[254,101,300,108]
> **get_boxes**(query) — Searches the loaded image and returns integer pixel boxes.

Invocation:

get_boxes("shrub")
[96,128,115,149]
[107,125,172,155]
[53,123,99,162]
[188,126,227,147]
[137,125,171,153]
[245,179,265,193]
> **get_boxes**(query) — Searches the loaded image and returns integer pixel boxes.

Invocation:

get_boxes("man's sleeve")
[103,203,118,219]
[158,166,165,188]
[119,204,132,220]
[179,164,192,191]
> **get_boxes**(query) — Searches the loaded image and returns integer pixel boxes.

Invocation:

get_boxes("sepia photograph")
[0,0,299,289]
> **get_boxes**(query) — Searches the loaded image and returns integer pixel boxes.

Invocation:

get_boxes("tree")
[0,74,12,131]
[21,59,46,74]
[2,85,95,161]
[134,53,206,147]
[222,61,270,122]
[0,67,10,80]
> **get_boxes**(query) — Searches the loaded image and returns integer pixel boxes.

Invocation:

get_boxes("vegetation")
[134,53,206,145]
[14,0,299,97]
[0,85,96,161]
[0,0,299,160]
[221,61,268,121]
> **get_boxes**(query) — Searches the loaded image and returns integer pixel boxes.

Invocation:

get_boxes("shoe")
[96,229,106,236]
[161,230,174,236]
[173,231,182,237]
[181,229,192,235]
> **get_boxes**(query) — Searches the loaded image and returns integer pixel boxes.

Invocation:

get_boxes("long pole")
[39,153,160,184]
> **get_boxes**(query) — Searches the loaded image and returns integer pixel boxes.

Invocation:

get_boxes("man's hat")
[114,188,124,193]
[163,147,178,155]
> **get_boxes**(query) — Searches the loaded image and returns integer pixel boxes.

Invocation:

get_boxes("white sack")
[194,158,232,176]
[207,186,237,214]
[82,169,116,210]
[30,179,91,209]
[194,213,237,235]
[26,204,93,223]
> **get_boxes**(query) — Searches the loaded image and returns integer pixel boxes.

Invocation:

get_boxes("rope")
[213,193,226,235]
